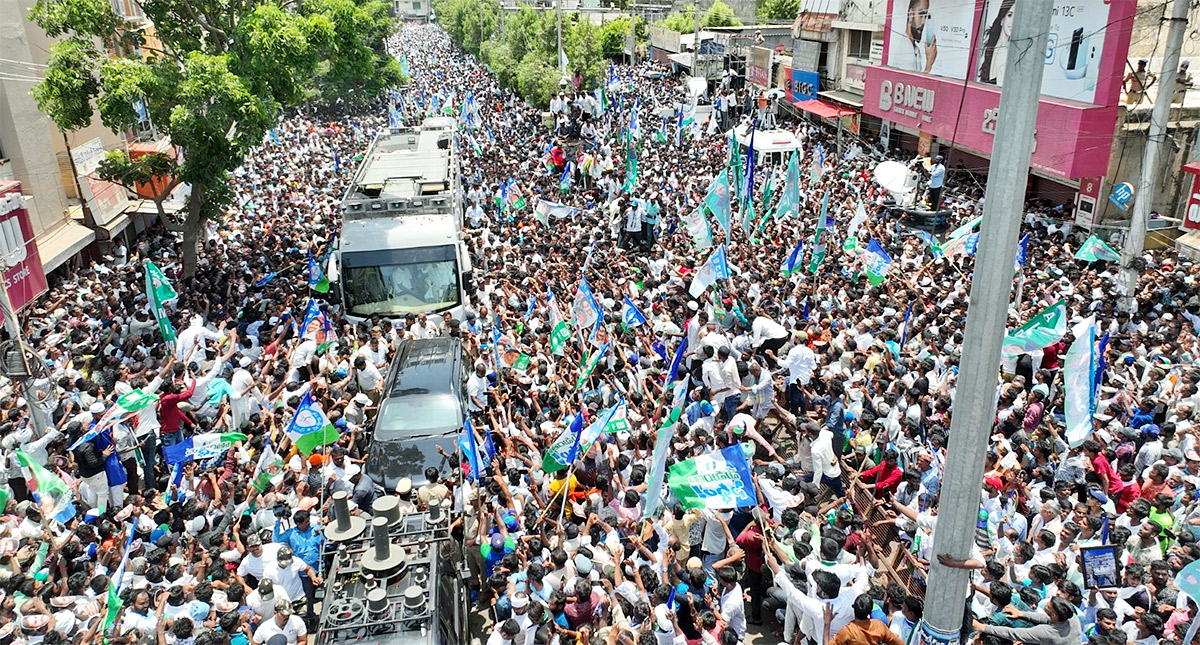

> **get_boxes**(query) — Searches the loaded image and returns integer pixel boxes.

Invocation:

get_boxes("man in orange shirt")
[830,595,904,645]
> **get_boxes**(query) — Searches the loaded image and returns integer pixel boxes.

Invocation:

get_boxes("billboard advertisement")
[748,47,772,89]
[869,0,1137,179]
[864,68,1119,179]
[885,0,977,79]
[71,138,130,228]
[975,0,1115,104]
[0,192,50,317]
[791,69,820,101]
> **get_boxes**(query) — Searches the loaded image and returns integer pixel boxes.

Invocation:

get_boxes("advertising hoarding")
[0,191,49,317]
[885,0,977,79]
[869,0,1137,179]
[748,47,772,89]
[975,0,1115,104]
[71,138,130,227]
[791,69,820,101]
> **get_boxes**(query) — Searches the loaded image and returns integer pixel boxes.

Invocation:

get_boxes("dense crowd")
[0,20,1197,645]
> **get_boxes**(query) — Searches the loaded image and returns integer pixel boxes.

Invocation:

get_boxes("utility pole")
[557,0,565,75]
[917,0,1052,643]
[1119,0,1189,312]
[0,260,52,435]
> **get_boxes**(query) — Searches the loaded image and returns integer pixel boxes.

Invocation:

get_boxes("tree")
[757,0,799,21]
[29,0,398,277]
[657,1,740,34]
[309,0,403,104]
[703,0,741,27]
[597,17,633,60]
[659,5,696,33]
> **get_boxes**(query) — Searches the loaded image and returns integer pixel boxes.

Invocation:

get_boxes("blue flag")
[652,339,668,363]
[900,303,913,346]
[621,296,648,328]
[781,238,804,276]
[1016,232,1030,267]
[666,335,688,385]
[565,409,587,464]
[458,418,483,481]
[524,296,537,321]
[965,232,980,256]
[254,272,277,288]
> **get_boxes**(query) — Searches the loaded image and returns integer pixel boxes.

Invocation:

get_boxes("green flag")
[809,188,830,274]
[116,389,158,412]
[252,443,285,492]
[1002,299,1068,357]
[144,261,176,343]
[1074,235,1121,263]
[512,354,531,372]
[16,450,75,523]
[103,580,122,640]
[550,321,571,356]
[575,342,609,391]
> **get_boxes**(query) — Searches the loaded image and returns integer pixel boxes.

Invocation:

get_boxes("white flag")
[1064,316,1098,448]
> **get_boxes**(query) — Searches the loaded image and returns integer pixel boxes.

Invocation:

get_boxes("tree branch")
[181,0,229,48]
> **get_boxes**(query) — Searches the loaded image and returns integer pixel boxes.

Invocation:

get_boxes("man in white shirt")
[716,567,746,637]
[253,599,308,645]
[248,578,292,621]
[809,422,843,496]
[467,362,489,413]
[236,532,283,584]
[765,552,870,645]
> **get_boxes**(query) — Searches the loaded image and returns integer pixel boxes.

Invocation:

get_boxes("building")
[0,0,172,290]
[394,0,431,22]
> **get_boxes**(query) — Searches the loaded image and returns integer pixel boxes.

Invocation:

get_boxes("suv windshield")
[375,394,462,440]
[342,245,460,317]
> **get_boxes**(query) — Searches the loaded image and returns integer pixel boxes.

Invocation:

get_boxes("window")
[848,30,872,61]
[413,1,421,9]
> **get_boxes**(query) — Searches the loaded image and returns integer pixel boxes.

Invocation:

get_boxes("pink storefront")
[863,0,1138,181]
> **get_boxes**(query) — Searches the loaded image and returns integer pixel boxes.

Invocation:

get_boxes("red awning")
[792,99,856,119]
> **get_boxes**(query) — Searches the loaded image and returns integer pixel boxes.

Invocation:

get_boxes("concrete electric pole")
[917,0,1053,643]
[1119,0,1190,312]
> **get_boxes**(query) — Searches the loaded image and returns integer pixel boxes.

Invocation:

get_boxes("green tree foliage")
[28,0,399,276]
[435,0,632,107]
[703,0,741,27]
[656,1,741,34]
[757,0,799,21]
[597,17,633,59]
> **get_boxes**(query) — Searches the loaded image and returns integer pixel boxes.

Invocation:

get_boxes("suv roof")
[385,337,462,398]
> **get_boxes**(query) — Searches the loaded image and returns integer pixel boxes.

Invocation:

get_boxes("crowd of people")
[0,19,1198,645]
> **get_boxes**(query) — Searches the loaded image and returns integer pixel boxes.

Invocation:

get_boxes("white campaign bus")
[335,117,473,322]
[730,123,803,166]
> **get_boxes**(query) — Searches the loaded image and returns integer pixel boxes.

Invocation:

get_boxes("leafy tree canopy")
[29,0,399,276]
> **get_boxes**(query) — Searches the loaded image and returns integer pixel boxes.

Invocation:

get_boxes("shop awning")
[1176,230,1200,260]
[818,90,864,108]
[36,220,96,273]
[666,53,694,69]
[792,99,856,119]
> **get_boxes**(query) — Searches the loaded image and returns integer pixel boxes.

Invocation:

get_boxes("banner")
[1064,316,1098,447]
[667,444,757,510]
[163,432,247,465]
[145,261,176,343]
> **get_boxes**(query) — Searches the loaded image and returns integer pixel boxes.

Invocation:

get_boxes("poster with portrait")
[1080,545,1119,588]
[976,0,1114,104]
[885,0,976,79]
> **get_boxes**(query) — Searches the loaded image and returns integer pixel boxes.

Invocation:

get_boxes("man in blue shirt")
[927,155,946,209]
[274,509,325,626]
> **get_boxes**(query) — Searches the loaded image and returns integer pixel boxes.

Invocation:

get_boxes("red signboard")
[0,183,50,317]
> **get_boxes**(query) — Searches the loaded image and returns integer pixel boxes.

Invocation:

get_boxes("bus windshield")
[342,245,460,317]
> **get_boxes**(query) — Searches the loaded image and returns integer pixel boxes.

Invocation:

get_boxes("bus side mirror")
[463,271,476,295]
